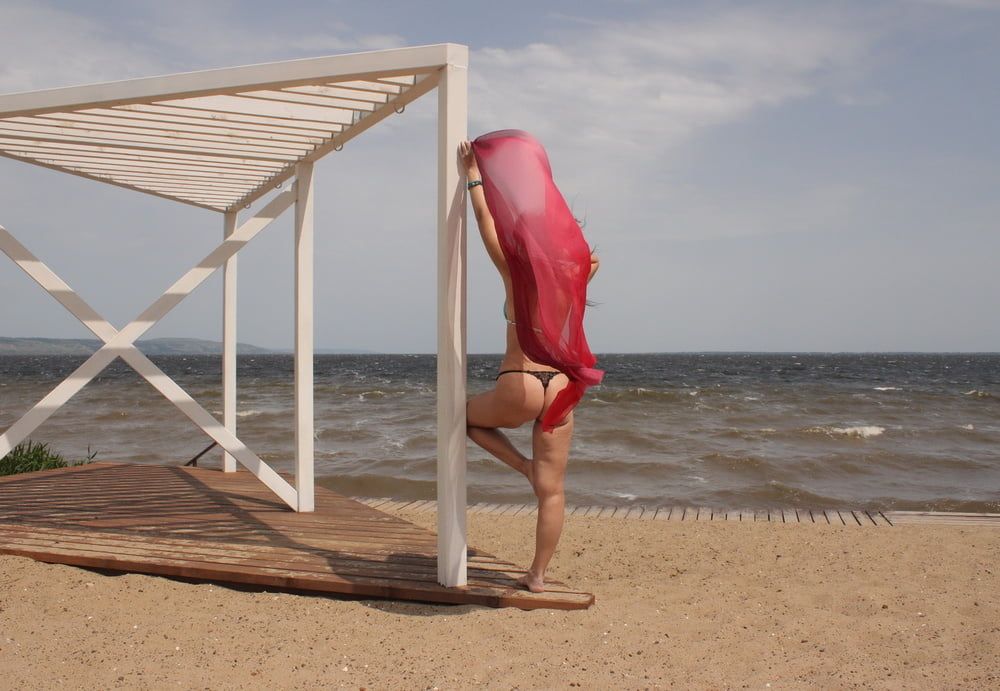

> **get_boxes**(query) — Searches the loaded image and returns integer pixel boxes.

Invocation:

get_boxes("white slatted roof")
[0,43,465,212]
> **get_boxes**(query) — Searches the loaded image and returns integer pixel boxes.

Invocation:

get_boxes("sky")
[0,0,997,353]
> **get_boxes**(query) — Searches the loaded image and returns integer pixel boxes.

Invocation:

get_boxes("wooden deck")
[0,463,594,610]
[364,498,1000,527]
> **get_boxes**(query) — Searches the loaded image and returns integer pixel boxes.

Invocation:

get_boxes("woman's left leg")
[467,426,531,478]
[466,390,531,477]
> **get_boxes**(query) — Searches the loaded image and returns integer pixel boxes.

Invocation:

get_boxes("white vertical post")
[294,164,315,512]
[436,60,468,587]
[222,210,238,472]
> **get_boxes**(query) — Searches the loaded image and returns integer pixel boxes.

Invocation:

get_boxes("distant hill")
[0,337,374,356]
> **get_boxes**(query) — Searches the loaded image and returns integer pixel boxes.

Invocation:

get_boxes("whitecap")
[807,425,885,438]
[873,386,899,391]
[236,409,260,418]
[612,492,637,500]
[961,424,974,430]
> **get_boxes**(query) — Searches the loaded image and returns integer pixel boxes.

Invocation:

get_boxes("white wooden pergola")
[0,44,470,586]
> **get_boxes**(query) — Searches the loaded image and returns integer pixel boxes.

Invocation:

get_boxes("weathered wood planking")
[0,463,593,610]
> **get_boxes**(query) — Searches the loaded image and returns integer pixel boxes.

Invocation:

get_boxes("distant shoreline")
[1,337,996,357]
[0,337,373,356]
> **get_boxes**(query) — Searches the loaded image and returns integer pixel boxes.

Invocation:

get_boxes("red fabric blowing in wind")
[472,129,603,432]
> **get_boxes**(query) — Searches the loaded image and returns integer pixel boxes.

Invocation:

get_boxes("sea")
[1,353,998,512]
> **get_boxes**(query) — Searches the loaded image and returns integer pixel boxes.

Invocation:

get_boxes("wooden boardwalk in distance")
[366,498,1000,528]
[0,463,593,610]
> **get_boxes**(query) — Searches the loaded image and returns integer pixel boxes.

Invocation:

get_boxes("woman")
[460,131,601,593]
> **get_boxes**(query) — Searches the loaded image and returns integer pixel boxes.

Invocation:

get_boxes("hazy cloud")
[471,9,872,159]
[0,2,161,91]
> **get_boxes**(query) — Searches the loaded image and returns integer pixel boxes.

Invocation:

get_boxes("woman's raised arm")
[459,141,508,277]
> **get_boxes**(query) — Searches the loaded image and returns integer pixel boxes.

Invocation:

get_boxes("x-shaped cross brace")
[0,188,298,508]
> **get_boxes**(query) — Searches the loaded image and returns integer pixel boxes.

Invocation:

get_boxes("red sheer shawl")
[472,130,603,432]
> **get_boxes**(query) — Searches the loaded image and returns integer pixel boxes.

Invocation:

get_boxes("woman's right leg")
[520,412,573,592]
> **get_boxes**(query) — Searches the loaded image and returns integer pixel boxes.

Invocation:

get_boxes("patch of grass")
[0,440,97,477]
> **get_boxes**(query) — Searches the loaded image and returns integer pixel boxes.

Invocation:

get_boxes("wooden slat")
[91,105,339,136]
[30,111,328,144]
[283,85,388,105]
[338,496,999,527]
[153,95,357,126]
[624,506,644,520]
[113,103,344,135]
[0,120,313,155]
[239,89,378,111]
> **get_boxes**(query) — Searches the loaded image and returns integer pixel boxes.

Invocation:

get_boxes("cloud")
[470,9,873,160]
[139,2,408,68]
[0,2,163,92]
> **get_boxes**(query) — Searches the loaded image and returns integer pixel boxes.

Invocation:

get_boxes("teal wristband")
[467,179,483,190]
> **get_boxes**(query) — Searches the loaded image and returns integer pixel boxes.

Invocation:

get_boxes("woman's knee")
[533,474,565,501]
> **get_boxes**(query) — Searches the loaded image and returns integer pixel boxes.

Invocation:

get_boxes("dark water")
[1,353,998,511]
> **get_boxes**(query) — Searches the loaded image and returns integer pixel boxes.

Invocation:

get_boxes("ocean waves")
[2,352,998,511]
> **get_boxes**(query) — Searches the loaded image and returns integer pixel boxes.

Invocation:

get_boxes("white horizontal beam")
[0,44,465,118]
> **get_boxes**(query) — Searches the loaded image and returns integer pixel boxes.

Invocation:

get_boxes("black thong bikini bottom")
[495,369,563,390]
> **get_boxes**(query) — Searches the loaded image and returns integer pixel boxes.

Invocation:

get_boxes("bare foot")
[517,570,545,593]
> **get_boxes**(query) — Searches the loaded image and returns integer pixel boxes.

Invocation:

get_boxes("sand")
[1,510,997,690]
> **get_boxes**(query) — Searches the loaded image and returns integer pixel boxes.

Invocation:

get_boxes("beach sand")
[1,510,997,690]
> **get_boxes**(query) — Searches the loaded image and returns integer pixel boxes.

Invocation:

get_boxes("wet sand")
[1,510,997,689]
